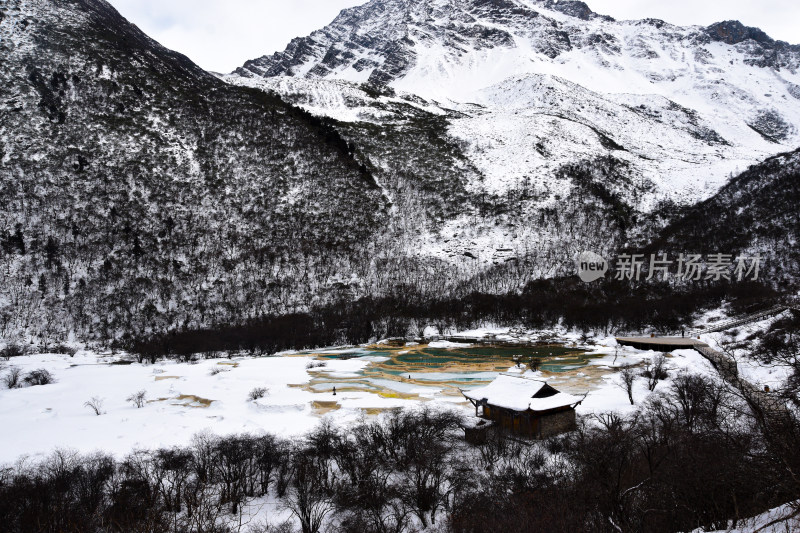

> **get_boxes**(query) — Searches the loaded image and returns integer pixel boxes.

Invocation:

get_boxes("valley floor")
[0,329,743,464]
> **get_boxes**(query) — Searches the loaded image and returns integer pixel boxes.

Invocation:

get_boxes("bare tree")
[284,451,334,533]
[619,365,636,405]
[151,447,193,514]
[671,373,727,432]
[179,481,227,533]
[475,425,524,470]
[643,353,667,391]
[84,396,105,416]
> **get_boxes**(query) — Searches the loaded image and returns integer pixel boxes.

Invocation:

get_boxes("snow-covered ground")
[0,351,416,463]
[0,330,739,464]
[574,344,720,416]
[696,502,800,533]
[700,309,796,390]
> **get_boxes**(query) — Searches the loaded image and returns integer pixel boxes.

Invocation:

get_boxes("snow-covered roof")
[463,374,581,413]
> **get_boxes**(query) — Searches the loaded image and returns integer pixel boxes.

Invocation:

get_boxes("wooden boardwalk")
[615,336,708,352]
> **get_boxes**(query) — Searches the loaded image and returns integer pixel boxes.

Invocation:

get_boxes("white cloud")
[107,0,799,74]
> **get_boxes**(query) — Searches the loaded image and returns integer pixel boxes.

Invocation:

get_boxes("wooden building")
[462,374,582,440]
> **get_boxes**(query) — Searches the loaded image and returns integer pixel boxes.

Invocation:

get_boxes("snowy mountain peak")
[234,0,596,85]
[234,0,799,96]
[231,0,800,203]
[705,20,775,45]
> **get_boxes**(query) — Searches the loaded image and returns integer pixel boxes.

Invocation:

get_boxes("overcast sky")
[107,0,800,73]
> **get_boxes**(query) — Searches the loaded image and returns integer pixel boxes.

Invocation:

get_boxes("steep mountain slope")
[0,0,388,343]
[228,76,638,284]
[233,0,800,205]
[236,0,800,110]
[646,148,800,290]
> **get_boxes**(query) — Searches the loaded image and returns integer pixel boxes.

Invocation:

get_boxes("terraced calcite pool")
[296,343,606,400]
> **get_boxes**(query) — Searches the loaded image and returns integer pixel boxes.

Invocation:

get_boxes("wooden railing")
[690,305,790,334]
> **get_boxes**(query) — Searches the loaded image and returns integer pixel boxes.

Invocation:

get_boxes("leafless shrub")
[3,366,22,389]
[24,368,55,386]
[248,387,268,401]
[305,361,327,369]
[52,344,78,356]
[126,390,147,408]
[84,396,105,416]
[209,367,227,376]
[1,343,25,360]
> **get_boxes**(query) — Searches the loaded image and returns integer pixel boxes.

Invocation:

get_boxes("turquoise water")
[301,344,601,395]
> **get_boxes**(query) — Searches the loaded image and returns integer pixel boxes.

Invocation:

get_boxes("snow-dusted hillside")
[647,148,800,287]
[227,73,632,274]
[232,0,800,207]
[0,0,387,342]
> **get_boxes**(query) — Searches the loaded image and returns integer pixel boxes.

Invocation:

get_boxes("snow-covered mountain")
[2,0,799,345]
[231,0,800,206]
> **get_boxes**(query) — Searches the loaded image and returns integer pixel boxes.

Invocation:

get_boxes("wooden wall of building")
[481,405,576,439]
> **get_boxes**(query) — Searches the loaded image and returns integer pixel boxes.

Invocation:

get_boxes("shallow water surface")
[298,343,604,400]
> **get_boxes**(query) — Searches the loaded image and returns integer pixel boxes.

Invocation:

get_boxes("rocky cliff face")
[235,0,800,93]
[234,0,587,84]
[232,0,800,207]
